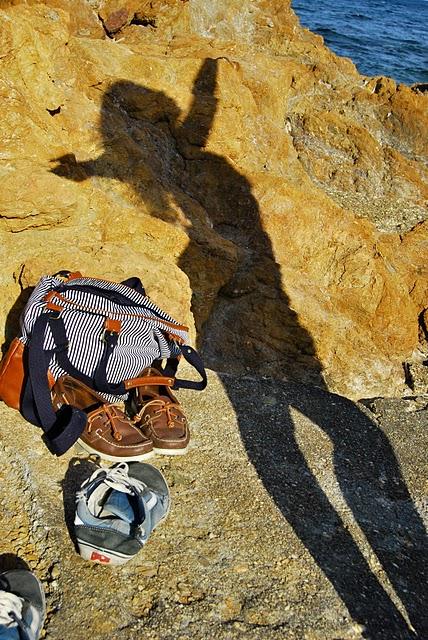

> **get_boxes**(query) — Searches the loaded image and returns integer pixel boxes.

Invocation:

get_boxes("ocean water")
[292,0,428,85]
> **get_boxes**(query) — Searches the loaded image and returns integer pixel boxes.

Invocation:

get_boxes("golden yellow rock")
[0,0,426,398]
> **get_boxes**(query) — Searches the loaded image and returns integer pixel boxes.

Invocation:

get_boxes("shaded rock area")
[0,370,426,639]
[0,0,427,398]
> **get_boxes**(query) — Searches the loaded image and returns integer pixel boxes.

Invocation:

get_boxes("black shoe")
[0,570,46,640]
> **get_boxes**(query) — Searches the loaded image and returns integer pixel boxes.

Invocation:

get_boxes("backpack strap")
[164,345,207,391]
[48,311,207,393]
[51,270,83,281]
[48,314,128,396]
[22,312,87,456]
[93,326,127,395]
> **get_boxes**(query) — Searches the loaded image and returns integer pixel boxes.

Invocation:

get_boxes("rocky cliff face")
[0,0,427,398]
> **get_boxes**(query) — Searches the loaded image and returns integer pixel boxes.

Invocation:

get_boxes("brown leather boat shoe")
[51,375,154,462]
[132,368,190,455]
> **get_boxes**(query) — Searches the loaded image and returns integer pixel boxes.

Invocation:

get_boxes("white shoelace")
[79,462,148,497]
[0,590,23,627]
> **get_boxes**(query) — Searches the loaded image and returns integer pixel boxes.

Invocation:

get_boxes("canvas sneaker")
[75,461,170,565]
[132,367,190,455]
[0,569,46,640]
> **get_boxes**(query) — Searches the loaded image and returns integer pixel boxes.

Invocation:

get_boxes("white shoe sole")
[153,446,188,456]
[77,541,132,566]
[76,439,155,462]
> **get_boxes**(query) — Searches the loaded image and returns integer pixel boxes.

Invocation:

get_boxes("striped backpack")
[0,271,206,455]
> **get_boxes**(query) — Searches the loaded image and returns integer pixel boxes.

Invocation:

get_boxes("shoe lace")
[87,404,124,442]
[78,462,148,498]
[138,399,184,429]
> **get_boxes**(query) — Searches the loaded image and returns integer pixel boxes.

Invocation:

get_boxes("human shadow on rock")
[50,60,322,380]
[50,59,425,637]
[227,376,427,638]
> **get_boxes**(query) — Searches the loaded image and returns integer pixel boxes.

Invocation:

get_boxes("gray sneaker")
[75,462,170,565]
[0,569,46,640]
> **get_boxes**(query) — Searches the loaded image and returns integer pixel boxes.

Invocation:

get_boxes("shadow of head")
[48,80,184,226]
[101,57,218,137]
[50,80,180,182]
[49,80,182,219]
[50,58,219,179]
[101,80,181,129]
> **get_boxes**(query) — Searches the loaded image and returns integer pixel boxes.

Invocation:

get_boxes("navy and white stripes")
[20,275,189,402]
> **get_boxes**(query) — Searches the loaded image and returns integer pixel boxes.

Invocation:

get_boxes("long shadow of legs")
[223,374,423,639]
[291,388,428,637]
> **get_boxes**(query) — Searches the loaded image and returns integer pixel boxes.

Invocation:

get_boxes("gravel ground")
[0,370,426,639]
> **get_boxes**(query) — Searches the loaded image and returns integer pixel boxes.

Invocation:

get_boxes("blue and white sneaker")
[0,569,46,640]
[75,462,170,565]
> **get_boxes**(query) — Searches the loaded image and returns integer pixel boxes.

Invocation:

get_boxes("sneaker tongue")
[102,490,135,523]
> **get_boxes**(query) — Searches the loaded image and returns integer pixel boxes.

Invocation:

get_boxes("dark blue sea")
[292,0,428,85]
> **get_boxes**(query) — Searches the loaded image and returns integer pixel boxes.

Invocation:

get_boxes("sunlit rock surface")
[0,0,427,397]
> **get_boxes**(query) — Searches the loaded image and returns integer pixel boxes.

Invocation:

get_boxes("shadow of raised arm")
[178,57,219,149]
